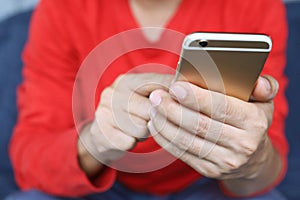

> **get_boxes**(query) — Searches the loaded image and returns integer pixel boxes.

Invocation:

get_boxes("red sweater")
[10,0,289,197]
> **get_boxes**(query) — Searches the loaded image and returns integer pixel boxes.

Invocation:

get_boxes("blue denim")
[5,179,286,200]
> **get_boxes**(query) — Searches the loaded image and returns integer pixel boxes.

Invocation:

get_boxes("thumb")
[131,73,174,96]
[250,75,279,102]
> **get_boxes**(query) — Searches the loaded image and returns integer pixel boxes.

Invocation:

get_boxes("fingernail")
[170,85,187,100]
[262,77,271,92]
[149,92,162,106]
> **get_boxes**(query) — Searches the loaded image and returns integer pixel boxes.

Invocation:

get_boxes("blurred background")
[0,0,38,22]
[0,0,299,199]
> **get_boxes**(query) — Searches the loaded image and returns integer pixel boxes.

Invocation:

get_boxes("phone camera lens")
[199,40,208,47]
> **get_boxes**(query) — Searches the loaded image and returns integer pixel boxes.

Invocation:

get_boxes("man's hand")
[148,75,282,196]
[77,73,173,179]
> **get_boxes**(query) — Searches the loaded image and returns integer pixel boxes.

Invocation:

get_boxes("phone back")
[176,33,271,101]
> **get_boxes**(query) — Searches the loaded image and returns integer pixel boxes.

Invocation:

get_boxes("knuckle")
[192,160,222,179]
[217,97,247,123]
[114,74,126,85]
[125,136,137,150]
[239,139,258,156]
[134,126,150,139]
[210,171,222,179]
[127,115,150,139]
[100,87,114,105]
[95,106,110,122]
[194,165,208,176]
[255,117,269,133]
[102,87,113,97]
[223,156,245,172]
[196,92,209,111]
[224,100,237,118]
[118,136,136,151]
[201,167,221,179]
[248,106,268,131]
[174,133,191,150]
[194,116,210,135]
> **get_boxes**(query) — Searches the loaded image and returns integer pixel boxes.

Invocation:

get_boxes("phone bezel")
[182,32,272,52]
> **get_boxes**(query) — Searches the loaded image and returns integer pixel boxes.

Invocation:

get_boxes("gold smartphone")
[175,32,272,101]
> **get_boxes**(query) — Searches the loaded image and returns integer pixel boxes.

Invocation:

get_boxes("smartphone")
[175,32,272,101]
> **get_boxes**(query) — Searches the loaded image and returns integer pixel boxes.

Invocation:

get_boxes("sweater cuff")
[61,119,117,197]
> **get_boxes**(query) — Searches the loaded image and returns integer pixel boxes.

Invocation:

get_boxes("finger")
[126,92,152,121]
[113,110,150,139]
[149,90,247,149]
[150,90,267,158]
[167,81,255,128]
[90,118,137,152]
[250,75,279,102]
[101,86,152,121]
[100,87,151,139]
[148,121,243,180]
[149,110,235,165]
[149,111,252,175]
[96,104,148,140]
[113,73,174,96]
[148,121,220,177]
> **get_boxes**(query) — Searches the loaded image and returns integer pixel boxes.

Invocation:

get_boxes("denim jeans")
[5,178,286,200]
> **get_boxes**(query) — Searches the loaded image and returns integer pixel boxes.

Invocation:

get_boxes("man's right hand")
[77,73,173,179]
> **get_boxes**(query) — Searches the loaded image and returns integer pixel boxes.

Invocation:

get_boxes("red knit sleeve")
[220,0,289,197]
[9,0,116,197]
[261,0,289,169]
